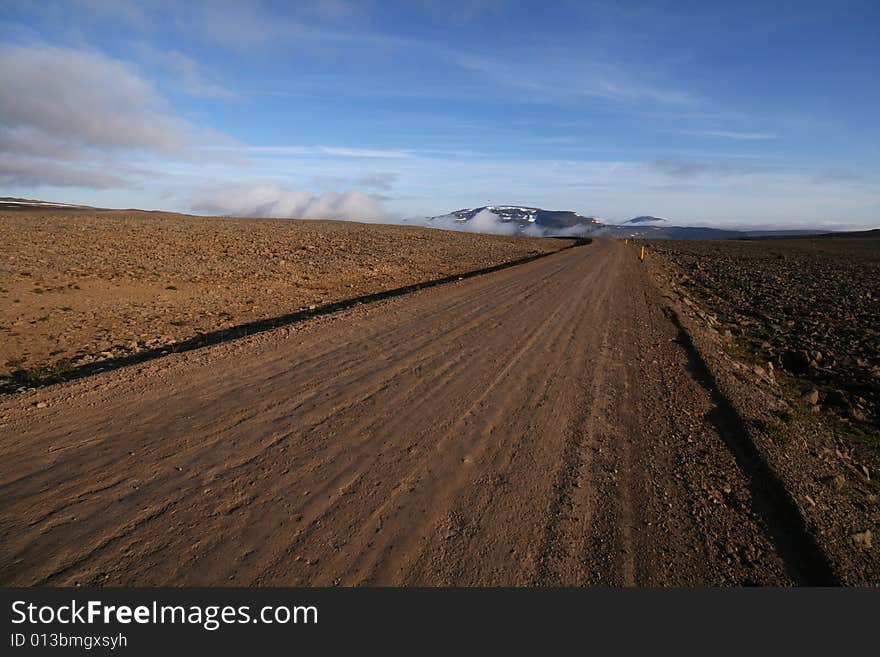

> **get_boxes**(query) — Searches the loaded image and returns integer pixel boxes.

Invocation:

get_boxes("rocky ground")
[651,235,879,434]
[0,209,569,388]
[649,235,879,583]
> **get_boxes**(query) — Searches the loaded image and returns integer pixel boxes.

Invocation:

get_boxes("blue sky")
[1,0,878,228]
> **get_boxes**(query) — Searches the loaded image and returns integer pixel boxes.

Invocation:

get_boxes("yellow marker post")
[639,246,645,262]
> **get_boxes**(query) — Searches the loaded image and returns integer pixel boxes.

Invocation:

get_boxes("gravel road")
[0,240,822,585]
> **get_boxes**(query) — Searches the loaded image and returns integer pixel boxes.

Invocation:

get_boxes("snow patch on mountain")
[426,205,601,237]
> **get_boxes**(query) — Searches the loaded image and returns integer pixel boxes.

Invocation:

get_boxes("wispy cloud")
[353,172,399,190]
[815,168,868,183]
[676,129,778,140]
[174,1,415,54]
[137,47,237,100]
[246,145,413,159]
[648,158,766,178]
[312,172,400,191]
[71,0,149,29]
[453,53,701,107]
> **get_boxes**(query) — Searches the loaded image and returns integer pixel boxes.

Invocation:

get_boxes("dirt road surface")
[0,240,825,585]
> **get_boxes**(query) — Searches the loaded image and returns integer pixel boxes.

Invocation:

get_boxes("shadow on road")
[665,306,838,586]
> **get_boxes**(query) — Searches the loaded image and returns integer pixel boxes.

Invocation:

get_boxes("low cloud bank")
[432,209,523,235]
[190,183,392,222]
[189,191,580,237]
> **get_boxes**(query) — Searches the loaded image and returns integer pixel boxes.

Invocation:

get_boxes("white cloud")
[0,45,187,152]
[190,183,392,222]
[0,44,225,189]
[461,208,520,235]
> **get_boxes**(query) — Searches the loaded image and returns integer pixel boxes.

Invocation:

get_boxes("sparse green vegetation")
[753,418,789,446]
[836,422,880,450]
[722,336,764,366]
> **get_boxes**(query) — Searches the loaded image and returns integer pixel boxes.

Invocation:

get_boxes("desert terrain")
[0,209,568,389]
[0,212,877,586]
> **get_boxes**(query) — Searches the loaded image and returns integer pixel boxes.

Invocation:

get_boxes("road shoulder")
[648,255,878,585]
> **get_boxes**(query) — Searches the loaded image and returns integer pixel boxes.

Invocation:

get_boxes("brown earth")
[0,209,568,386]
[649,237,879,584]
[649,235,880,432]
[3,239,857,586]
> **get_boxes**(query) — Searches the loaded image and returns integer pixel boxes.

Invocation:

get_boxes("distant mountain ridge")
[604,225,833,239]
[623,215,667,225]
[0,197,95,210]
[438,205,603,231]
[4,197,852,239]
[427,205,834,239]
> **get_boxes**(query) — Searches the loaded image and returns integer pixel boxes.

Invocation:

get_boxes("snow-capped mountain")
[427,205,603,235]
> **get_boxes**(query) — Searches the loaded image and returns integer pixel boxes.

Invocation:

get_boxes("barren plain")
[652,235,879,436]
[0,209,568,387]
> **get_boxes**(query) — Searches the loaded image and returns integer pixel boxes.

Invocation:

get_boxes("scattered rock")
[851,529,872,549]
[850,407,867,422]
[781,349,811,374]
[825,389,850,411]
